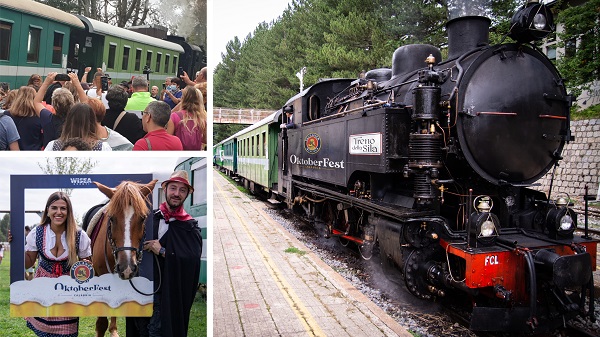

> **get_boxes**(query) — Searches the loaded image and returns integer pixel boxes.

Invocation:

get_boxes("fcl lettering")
[484,255,499,266]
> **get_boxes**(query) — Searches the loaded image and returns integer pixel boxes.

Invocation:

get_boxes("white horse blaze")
[123,206,135,264]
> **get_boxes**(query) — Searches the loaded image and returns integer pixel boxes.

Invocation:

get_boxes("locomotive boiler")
[277,0,597,332]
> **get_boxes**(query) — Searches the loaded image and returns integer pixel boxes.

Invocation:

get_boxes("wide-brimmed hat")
[161,170,194,193]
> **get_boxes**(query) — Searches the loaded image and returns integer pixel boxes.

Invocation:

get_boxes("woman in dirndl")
[24,191,92,337]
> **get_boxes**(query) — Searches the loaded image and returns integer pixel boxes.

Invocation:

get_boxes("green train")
[0,0,204,89]
[214,111,282,197]
[174,157,208,285]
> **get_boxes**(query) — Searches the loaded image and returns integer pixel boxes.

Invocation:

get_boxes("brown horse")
[89,180,157,337]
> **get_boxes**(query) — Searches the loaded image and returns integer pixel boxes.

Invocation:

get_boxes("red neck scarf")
[159,202,193,222]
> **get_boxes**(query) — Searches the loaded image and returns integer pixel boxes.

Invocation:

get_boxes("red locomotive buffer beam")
[440,238,598,302]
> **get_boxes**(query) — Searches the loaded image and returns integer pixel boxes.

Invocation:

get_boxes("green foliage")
[214,124,249,144]
[572,103,600,120]
[555,0,600,99]
[213,0,522,116]
[0,214,9,242]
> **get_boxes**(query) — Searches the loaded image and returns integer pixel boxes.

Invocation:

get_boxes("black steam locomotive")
[277,0,597,332]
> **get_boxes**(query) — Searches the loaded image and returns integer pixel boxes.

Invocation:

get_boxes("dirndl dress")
[25,224,82,337]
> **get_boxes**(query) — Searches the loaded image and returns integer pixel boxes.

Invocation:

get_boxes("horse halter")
[105,215,146,272]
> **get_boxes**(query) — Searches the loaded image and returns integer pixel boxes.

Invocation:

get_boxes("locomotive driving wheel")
[404,248,439,300]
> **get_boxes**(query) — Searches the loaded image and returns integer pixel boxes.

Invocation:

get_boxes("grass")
[572,104,600,120]
[284,247,306,256]
[0,251,207,336]
[216,169,250,195]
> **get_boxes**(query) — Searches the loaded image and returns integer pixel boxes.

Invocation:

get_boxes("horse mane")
[105,181,150,218]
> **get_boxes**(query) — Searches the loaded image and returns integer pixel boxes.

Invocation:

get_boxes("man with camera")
[86,69,110,109]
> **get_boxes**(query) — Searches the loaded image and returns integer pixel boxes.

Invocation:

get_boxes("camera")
[177,67,184,77]
[101,75,109,91]
[143,65,153,75]
[162,83,166,90]
[55,73,71,81]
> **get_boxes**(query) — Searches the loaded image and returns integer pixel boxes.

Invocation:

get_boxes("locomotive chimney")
[446,0,491,60]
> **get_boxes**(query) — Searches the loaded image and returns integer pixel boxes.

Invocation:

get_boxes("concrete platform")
[213,170,412,337]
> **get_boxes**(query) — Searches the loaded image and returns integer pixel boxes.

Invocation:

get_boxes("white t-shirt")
[87,88,110,109]
[25,225,92,259]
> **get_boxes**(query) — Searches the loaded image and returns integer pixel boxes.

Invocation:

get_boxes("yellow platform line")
[216,178,326,337]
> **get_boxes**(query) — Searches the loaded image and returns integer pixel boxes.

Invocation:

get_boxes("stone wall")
[534,119,600,201]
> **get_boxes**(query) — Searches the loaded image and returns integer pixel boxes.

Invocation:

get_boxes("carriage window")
[255,135,259,156]
[172,56,178,74]
[107,43,117,69]
[262,132,266,157]
[52,32,64,64]
[155,53,162,73]
[135,49,142,71]
[27,26,41,63]
[0,22,12,61]
[192,165,207,205]
[122,46,130,70]
[165,54,170,74]
[146,51,153,68]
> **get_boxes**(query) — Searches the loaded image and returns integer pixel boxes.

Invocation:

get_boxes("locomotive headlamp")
[546,206,576,239]
[469,196,499,246]
[508,1,554,43]
[480,219,496,237]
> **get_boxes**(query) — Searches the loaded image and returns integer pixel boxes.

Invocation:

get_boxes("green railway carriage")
[214,136,238,176]
[73,16,184,89]
[174,157,208,285]
[0,0,84,88]
[235,111,281,195]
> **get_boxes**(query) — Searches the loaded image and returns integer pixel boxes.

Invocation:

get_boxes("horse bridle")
[106,215,145,266]
[103,214,162,296]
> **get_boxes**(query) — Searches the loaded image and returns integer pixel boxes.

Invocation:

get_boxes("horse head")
[94,179,158,280]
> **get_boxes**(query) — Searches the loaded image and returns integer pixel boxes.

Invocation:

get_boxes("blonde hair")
[10,86,37,117]
[179,86,206,135]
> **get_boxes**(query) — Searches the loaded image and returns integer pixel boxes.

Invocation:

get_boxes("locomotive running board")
[291,179,435,220]
[470,307,530,332]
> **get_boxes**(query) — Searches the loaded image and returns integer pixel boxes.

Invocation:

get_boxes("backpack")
[173,111,204,150]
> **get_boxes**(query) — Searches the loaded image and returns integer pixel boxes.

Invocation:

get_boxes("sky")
[210,0,292,68]
[0,154,188,228]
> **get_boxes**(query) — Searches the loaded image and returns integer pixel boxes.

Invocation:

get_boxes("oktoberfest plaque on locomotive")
[9,174,155,317]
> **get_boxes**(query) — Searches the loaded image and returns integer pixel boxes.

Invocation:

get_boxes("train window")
[155,53,162,73]
[107,43,117,69]
[52,32,64,65]
[165,55,170,74]
[309,95,320,120]
[172,56,178,74]
[251,137,254,156]
[122,46,130,71]
[192,164,207,205]
[135,49,142,71]
[146,51,153,68]
[0,22,11,61]
[262,132,266,157]
[27,26,41,63]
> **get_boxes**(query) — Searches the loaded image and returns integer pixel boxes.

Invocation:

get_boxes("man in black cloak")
[141,170,203,337]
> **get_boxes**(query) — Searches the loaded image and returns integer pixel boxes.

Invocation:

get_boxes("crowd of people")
[0,67,208,151]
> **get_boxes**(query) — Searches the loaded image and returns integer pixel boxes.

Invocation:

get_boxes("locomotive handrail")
[303,100,389,126]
